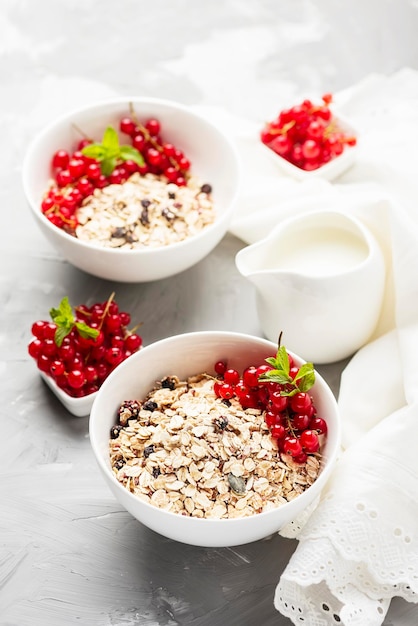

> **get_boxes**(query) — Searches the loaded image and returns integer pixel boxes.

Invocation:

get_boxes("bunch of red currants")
[260,93,356,171]
[212,356,327,464]
[42,111,192,233]
[28,295,142,398]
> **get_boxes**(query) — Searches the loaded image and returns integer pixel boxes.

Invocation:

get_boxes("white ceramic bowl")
[263,113,357,181]
[40,371,97,417]
[22,98,241,282]
[89,331,341,547]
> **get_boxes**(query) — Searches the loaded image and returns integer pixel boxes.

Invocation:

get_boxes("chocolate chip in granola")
[125,231,138,244]
[114,458,125,470]
[140,206,150,226]
[111,227,127,239]
[213,415,229,432]
[161,207,176,221]
[143,400,158,412]
[168,191,176,199]
[144,444,155,458]
[141,198,151,208]
[200,183,212,194]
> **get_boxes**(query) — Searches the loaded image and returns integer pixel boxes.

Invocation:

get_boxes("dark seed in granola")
[111,227,127,239]
[110,424,123,439]
[144,444,155,458]
[168,191,176,199]
[140,206,150,226]
[161,207,175,221]
[222,398,232,407]
[200,183,212,194]
[125,231,138,244]
[161,376,176,390]
[143,400,158,412]
[213,415,229,431]
[141,199,151,208]
[114,458,125,470]
[152,467,161,478]
[228,473,246,496]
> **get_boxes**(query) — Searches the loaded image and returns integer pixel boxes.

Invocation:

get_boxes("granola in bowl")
[109,373,321,520]
[76,174,215,250]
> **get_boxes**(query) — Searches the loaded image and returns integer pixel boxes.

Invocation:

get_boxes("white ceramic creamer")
[235,210,386,363]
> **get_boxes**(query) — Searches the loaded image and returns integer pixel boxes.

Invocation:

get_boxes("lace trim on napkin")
[275,490,418,625]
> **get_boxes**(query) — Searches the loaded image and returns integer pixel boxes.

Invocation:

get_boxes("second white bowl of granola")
[89,331,341,547]
[22,97,240,282]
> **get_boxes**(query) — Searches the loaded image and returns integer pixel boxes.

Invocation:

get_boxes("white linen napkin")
[199,68,418,625]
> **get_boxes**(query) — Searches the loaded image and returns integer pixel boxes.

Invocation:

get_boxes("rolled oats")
[109,373,322,519]
[75,173,215,249]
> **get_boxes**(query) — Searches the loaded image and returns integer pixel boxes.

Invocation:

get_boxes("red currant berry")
[50,360,65,377]
[31,320,47,339]
[242,366,258,389]
[68,158,85,179]
[146,148,162,167]
[52,150,70,170]
[224,369,240,385]
[56,169,73,187]
[214,360,227,376]
[270,391,288,412]
[219,383,234,400]
[67,369,85,389]
[125,334,142,352]
[145,118,161,136]
[300,429,320,453]
[84,365,98,383]
[271,424,286,440]
[28,338,43,359]
[310,416,328,435]
[105,346,124,367]
[282,436,303,458]
[292,413,311,431]
[37,354,51,373]
[290,392,312,414]
[119,117,136,136]
[132,133,146,151]
[86,162,102,180]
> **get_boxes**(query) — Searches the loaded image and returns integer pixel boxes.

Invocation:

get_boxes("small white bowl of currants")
[260,93,358,181]
[28,293,143,417]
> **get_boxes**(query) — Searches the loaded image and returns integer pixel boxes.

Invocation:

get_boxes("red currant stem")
[125,321,144,337]
[71,122,92,142]
[285,412,296,437]
[97,292,115,332]
[128,102,190,179]
[266,120,296,136]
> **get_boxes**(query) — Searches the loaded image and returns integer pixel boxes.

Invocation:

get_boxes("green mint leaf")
[75,321,100,340]
[81,143,107,159]
[275,346,290,375]
[101,156,117,176]
[50,295,73,320]
[265,356,278,368]
[294,362,315,392]
[259,369,291,385]
[50,297,76,346]
[102,126,120,152]
[119,145,145,166]
[54,325,71,348]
